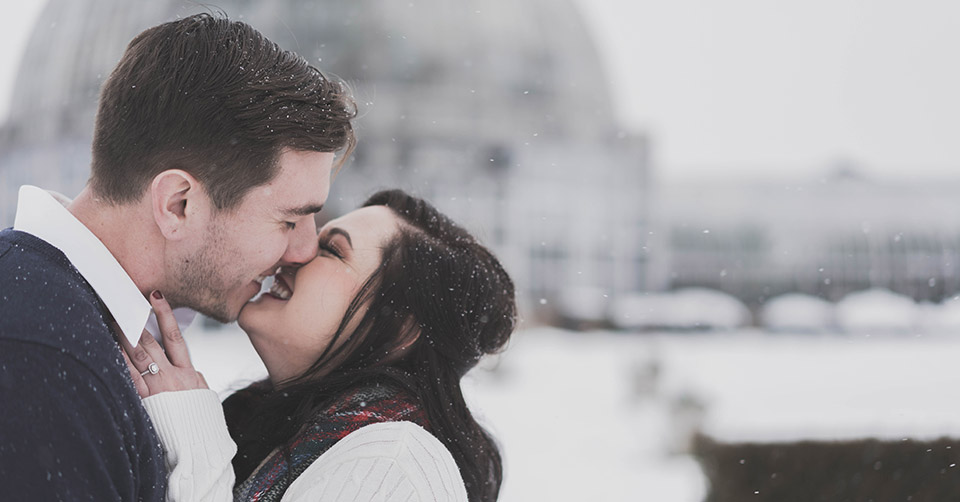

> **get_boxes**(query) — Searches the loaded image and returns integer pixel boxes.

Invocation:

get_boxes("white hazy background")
[3,3,960,501]
[1,0,959,181]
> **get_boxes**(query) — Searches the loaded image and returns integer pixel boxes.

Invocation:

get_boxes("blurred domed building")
[0,0,653,319]
[658,170,960,307]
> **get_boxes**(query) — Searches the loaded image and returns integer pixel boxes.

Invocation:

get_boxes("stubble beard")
[171,222,242,324]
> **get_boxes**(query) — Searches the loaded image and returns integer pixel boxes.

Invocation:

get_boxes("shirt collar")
[13,185,196,346]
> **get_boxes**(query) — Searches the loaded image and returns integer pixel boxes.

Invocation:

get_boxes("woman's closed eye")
[317,227,353,259]
[318,240,343,259]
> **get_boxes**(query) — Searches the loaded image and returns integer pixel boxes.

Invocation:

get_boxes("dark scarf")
[233,381,428,502]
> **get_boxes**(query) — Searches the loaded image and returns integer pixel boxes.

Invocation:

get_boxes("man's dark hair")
[91,13,356,209]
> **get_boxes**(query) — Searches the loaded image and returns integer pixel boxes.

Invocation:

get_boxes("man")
[0,14,356,500]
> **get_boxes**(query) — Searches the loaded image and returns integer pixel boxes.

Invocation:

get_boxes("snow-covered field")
[185,324,960,502]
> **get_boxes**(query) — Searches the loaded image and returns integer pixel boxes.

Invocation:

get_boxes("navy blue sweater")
[0,229,166,501]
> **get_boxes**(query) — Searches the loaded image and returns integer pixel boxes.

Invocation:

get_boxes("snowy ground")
[185,324,960,502]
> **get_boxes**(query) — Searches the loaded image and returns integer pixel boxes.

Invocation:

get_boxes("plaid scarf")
[234,381,428,502]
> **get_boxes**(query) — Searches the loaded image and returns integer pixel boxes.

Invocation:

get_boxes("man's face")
[169,148,334,322]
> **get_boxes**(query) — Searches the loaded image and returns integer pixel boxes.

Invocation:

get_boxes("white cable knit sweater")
[142,389,468,502]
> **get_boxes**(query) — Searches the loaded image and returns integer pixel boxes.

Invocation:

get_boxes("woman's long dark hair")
[224,189,518,502]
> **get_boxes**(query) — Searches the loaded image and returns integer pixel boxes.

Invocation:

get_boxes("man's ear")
[150,169,207,240]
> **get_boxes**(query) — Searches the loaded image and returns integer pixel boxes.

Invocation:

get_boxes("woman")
[122,189,517,502]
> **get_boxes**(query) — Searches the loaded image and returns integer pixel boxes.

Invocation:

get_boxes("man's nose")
[282,220,319,265]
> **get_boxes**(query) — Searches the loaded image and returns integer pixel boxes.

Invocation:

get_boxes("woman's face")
[238,205,401,383]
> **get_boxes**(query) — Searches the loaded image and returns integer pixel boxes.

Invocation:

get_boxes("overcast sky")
[1,0,958,181]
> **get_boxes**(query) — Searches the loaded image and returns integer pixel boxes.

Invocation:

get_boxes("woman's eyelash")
[319,241,342,258]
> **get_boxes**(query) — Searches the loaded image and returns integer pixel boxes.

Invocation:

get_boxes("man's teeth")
[269,279,292,300]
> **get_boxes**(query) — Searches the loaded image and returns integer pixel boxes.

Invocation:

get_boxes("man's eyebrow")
[327,228,353,249]
[281,204,325,217]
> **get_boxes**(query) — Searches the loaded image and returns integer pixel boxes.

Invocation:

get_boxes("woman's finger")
[137,328,171,371]
[121,347,149,398]
[119,324,152,374]
[148,290,192,368]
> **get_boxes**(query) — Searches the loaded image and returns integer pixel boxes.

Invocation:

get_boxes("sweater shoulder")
[326,421,454,461]
[0,229,117,353]
[0,228,138,418]
[281,421,468,502]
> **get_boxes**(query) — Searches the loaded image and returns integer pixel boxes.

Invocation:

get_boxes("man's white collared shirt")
[13,185,195,346]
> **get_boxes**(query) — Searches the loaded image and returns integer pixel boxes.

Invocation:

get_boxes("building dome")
[4,0,615,145]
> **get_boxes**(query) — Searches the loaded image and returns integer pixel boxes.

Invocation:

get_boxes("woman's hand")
[121,291,208,398]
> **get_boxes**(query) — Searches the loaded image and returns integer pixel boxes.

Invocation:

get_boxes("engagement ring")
[140,362,160,376]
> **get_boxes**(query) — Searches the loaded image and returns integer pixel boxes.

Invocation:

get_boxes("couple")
[0,13,516,502]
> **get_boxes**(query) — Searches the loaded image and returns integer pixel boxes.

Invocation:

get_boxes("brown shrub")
[694,434,960,502]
